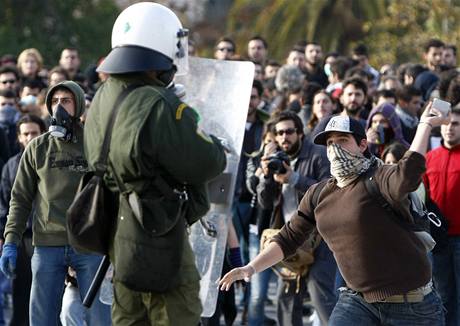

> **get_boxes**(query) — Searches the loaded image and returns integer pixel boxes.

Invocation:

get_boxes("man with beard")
[304,42,328,88]
[340,77,368,128]
[256,111,336,326]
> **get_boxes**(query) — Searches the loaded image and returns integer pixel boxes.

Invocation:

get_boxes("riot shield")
[175,57,254,317]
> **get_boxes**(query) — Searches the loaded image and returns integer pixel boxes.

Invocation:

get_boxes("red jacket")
[424,144,460,236]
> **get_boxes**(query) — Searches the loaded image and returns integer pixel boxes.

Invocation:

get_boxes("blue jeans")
[248,226,273,325]
[30,246,112,326]
[433,236,460,326]
[330,287,445,326]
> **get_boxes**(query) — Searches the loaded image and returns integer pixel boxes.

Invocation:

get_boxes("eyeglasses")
[275,128,297,136]
[217,47,234,52]
[51,97,74,106]
[0,79,16,85]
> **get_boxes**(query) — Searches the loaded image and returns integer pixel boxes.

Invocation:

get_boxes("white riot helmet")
[97,2,189,76]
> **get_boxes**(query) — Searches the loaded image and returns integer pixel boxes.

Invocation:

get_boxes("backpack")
[259,180,326,292]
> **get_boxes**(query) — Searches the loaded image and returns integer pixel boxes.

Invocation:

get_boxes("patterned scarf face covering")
[327,143,377,187]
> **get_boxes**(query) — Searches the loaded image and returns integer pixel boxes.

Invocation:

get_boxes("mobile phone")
[376,124,385,144]
[431,98,451,117]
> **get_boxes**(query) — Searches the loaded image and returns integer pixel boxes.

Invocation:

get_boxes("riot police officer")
[84,3,226,325]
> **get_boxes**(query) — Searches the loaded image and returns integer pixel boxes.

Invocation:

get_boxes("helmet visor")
[175,28,189,76]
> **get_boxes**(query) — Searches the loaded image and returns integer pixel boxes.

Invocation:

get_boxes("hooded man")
[0,81,111,326]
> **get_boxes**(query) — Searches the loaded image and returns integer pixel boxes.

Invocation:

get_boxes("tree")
[226,0,385,60]
[0,0,119,69]
[361,0,460,67]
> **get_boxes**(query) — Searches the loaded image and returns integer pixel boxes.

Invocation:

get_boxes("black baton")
[83,255,111,308]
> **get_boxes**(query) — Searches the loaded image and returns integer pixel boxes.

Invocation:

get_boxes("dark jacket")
[257,138,330,228]
[235,117,264,203]
[0,152,33,240]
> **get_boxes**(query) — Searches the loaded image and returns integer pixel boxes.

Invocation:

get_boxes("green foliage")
[226,0,459,68]
[0,0,119,69]
[361,0,460,67]
[227,0,385,61]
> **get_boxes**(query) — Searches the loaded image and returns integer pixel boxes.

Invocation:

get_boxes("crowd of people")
[0,10,458,326]
[211,36,459,326]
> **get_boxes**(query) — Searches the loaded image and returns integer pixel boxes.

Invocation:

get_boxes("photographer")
[256,111,336,326]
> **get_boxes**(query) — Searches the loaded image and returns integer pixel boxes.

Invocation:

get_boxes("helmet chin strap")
[157,65,177,86]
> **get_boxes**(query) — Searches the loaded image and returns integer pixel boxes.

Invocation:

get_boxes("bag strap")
[94,84,142,175]
[362,164,415,230]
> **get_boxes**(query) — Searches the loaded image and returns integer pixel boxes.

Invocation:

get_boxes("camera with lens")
[266,151,290,175]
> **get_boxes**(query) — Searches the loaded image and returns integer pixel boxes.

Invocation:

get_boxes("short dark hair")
[424,39,445,53]
[249,35,268,49]
[330,56,354,80]
[445,44,457,56]
[352,44,369,57]
[0,66,19,79]
[342,77,368,96]
[269,110,304,135]
[300,82,322,106]
[252,80,264,97]
[16,114,47,134]
[382,142,407,163]
[215,37,236,52]
[0,89,16,99]
[396,85,422,102]
[266,60,281,68]
[405,63,427,80]
[305,41,321,48]
[447,80,460,107]
[62,47,79,54]
[375,89,396,102]
[290,45,305,55]
[345,66,373,81]
[48,66,70,80]
[22,79,42,89]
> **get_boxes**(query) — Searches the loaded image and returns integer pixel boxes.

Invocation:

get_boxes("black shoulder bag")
[67,84,141,255]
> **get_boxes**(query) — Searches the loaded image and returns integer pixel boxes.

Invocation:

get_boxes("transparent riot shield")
[175,57,254,317]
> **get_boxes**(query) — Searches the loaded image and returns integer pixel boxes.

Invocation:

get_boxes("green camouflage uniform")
[84,75,226,325]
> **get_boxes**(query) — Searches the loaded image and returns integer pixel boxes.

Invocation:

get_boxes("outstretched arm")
[219,241,284,291]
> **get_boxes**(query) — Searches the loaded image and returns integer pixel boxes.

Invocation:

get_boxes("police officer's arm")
[4,146,38,245]
[156,102,226,184]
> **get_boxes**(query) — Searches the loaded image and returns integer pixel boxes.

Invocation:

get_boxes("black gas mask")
[49,104,74,141]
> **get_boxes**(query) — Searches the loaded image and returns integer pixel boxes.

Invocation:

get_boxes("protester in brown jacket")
[220,103,449,326]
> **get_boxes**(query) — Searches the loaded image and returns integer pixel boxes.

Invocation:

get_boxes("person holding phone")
[365,102,410,158]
